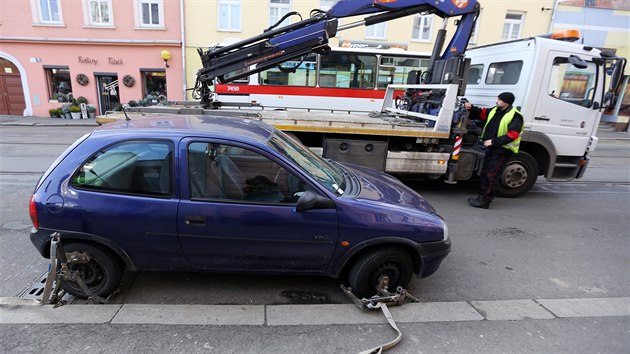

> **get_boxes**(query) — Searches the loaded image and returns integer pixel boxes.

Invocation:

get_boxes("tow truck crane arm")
[194,0,479,106]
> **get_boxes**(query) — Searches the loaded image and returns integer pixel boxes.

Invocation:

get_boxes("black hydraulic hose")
[364,4,433,26]
[265,11,302,32]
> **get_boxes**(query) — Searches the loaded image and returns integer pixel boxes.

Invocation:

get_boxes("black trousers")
[480,147,513,202]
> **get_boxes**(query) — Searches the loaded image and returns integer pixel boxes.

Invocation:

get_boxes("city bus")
[214,46,431,112]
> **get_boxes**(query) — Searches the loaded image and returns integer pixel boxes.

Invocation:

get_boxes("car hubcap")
[370,262,401,291]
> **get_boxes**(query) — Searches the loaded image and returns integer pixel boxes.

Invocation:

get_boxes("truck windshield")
[268,132,346,196]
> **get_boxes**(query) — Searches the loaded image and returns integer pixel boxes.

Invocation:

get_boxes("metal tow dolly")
[341,276,421,354]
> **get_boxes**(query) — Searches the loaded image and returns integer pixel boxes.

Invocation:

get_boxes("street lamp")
[161,50,171,68]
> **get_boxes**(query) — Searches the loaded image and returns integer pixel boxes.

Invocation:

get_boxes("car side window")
[71,140,173,197]
[188,142,307,204]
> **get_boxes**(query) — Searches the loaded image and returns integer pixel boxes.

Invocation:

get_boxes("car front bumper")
[417,236,451,278]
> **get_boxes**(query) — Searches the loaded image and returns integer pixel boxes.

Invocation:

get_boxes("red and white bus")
[214,47,431,112]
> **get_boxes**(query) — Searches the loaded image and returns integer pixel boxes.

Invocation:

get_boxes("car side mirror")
[295,191,335,212]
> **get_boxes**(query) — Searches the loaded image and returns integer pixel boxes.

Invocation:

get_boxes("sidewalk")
[1,114,628,140]
[0,115,98,127]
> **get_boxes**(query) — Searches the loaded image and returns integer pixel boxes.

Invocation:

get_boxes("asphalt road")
[0,122,628,353]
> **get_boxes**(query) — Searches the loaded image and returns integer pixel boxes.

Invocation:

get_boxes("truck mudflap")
[576,155,590,179]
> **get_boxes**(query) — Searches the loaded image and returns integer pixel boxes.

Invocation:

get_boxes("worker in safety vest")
[464,92,524,209]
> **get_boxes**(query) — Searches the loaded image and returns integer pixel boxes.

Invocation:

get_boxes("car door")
[66,139,184,269]
[532,52,601,156]
[177,138,339,272]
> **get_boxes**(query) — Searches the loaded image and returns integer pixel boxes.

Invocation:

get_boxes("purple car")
[29,115,449,299]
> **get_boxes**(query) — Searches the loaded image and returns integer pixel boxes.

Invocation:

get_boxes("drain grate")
[17,270,76,303]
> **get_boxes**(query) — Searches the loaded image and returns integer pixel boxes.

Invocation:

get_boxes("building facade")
[0,0,184,117]
[6,1,627,116]
[550,0,630,129]
[182,0,555,100]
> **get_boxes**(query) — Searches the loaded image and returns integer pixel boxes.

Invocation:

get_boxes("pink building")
[0,0,183,117]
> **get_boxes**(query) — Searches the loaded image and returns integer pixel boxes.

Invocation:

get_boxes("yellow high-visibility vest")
[482,107,523,153]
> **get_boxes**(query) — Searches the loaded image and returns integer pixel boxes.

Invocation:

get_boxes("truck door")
[532,52,600,157]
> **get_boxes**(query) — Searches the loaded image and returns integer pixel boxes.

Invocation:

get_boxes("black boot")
[467,195,490,209]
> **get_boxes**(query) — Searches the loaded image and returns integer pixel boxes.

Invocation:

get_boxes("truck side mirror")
[568,55,588,69]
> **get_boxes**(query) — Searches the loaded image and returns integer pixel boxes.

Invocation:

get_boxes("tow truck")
[99,0,626,197]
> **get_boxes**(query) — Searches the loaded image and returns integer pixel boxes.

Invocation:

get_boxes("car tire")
[496,151,538,198]
[348,247,414,299]
[60,243,123,299]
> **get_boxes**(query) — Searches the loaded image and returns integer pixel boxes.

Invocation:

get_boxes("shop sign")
[78,56,98,65]
[77,56,124,65]
[108,57,123,65]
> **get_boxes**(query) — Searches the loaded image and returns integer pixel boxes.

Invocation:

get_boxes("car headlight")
[441,219,449,241]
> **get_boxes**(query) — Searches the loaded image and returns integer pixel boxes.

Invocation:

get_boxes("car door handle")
[185,216,206,226]
[534,116,550,121]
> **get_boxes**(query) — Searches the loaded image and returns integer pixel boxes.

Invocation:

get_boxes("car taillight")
[29,195,39,229]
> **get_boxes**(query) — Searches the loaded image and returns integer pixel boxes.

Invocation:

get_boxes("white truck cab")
[463,32,624,189]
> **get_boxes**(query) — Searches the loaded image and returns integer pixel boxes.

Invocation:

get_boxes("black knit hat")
[498,92,515,105]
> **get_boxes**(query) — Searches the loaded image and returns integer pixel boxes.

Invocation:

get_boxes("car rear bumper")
[417,236,451,278]
[30,228,52,258]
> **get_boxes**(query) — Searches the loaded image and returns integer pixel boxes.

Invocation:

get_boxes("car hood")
[340,162,438,215]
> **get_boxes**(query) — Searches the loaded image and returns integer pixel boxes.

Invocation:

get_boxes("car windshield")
[268,131,345,196]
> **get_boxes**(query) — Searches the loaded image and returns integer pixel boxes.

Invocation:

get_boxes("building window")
[270,0,291,27]
[218,0,241,31]
[319,0,336,11]
[412,15,433,41]
[365,23,386,39]
[136,0,163,27]
[87,0,112,26]
[502,12,523,40]
[141,70,167,100]
[33,0,62,24]
[44,67,73,101]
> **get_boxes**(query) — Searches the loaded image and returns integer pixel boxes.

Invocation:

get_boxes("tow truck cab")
[464,32,624,183]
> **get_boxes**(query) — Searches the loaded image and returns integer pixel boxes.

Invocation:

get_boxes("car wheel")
[60,243,123,299]
[496,152,538,198]
[348,248,414,299]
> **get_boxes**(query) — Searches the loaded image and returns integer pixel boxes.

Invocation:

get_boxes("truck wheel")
[60,243,123,299]
[496,152,538,198]
[348,248,413,299]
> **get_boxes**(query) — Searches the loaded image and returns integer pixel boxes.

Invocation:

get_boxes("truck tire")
[496,151,538,198]
[60,243,124,299]
[348,247,413,299]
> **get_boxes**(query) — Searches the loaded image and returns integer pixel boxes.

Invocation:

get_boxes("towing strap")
[341,276,420,354]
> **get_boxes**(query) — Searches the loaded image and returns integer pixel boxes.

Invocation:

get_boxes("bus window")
[377,57,428,89]
[259,54,317,86]
[486,61,522,85]
[548,57,597,107]
[467,64,484,85]
[319,53,376,89]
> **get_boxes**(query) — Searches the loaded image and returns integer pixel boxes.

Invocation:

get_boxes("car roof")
[94,115,275,142]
